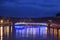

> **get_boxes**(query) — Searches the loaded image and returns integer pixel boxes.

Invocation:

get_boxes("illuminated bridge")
[0,17,60,40]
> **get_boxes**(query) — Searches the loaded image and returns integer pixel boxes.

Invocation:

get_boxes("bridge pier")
[57,28,59,40]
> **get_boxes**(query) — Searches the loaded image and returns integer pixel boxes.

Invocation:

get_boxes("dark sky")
[0,0,60,18]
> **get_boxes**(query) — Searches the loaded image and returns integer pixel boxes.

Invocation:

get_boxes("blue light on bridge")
[14,22,47,30]
[15,26,25,29]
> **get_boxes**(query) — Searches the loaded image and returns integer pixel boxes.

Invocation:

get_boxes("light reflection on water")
[4,26,9,37]
[59,29,60,38]
[0,25,60,40]
[0,26,3,40]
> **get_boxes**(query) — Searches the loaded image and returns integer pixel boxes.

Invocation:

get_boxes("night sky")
[0,0,60,18]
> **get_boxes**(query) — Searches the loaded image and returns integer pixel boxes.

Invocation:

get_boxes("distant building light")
[48,20,52,22]
[1,20,3,23]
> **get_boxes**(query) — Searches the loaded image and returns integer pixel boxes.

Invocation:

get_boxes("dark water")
[0,25,60,40]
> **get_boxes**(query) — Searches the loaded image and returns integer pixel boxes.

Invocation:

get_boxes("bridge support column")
[47,27,51,40]
[9,25,12,40]
[57,29,59,40]
[52,28,54,40]
[12,22,16,40]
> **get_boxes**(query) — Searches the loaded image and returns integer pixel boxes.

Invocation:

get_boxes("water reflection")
[0,26,3,40]
[14,25,48,40]
[15,26,40,38]
[0,25,60,40]
[40,26,47,38]
[54,29,57,37]
[11,26,12,33]
[4,26,9,37]
[59,29,60,39]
